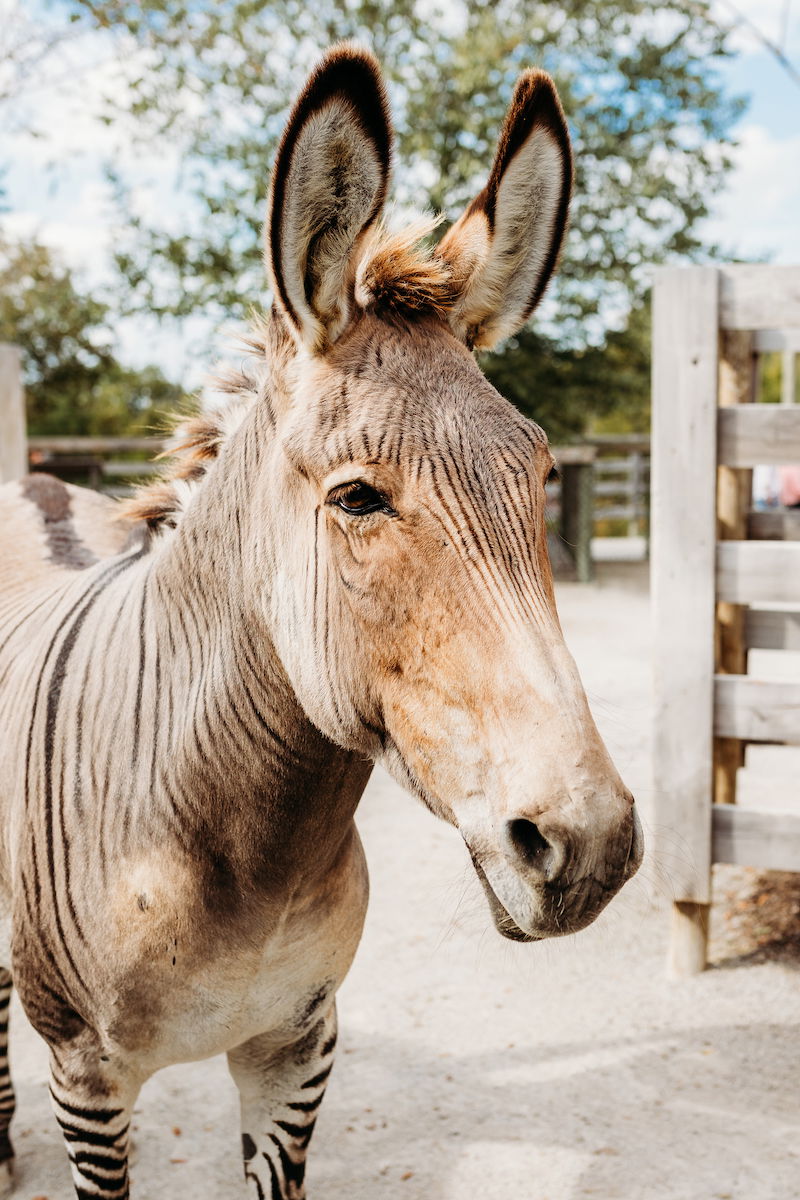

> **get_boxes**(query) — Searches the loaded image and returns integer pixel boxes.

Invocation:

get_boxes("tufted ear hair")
[266,44,393,352]
[435,70,572,351]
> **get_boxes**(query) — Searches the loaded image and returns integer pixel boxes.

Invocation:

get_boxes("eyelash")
[329,481,396,517]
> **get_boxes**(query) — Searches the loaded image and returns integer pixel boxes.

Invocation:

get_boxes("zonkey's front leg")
[49,1045,139,1200]
[0,970,15,1198]
[228,1005,338,1199]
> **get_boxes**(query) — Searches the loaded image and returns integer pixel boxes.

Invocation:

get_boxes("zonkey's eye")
[329,481,395,517]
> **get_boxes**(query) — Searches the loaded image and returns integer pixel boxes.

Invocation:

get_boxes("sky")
[2,0,799,387]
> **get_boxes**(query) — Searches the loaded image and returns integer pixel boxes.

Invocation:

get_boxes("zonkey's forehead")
[288,315,549,475]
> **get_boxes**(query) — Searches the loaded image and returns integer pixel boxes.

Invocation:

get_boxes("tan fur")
[0,46,639,1199]
[121,222,459,533]
[437,69,572,348]
[355,216,455,318]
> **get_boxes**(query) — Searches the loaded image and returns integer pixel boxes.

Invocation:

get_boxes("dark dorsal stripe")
[21,474,98,570]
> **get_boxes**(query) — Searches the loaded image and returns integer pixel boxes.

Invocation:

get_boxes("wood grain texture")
[718,405,800,466]
[714,675,800,744]
[748,510,800,541]
[752,329,800,353]
[651,267,719,904]
[668,902,710,978]
[719,265,800,331]
[714,331,752,805]
[0,343,27,484]
[712,805,800,871]
[745,608,800,650]
[781,347,796,407]
[28,436,163,455]
[716,540,800,604]
[551,444,597,465]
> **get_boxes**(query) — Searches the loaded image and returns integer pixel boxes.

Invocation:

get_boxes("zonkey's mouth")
[470,859,542,944]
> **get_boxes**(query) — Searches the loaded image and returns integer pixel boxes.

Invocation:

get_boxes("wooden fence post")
[651,268,720,977]
[560,459,594,583]
[782,346,796,406]
[0,344,27,484]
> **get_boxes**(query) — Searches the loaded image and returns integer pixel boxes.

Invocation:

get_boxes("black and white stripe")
[50,1080,130,1200]
[232,1008,338,1200]
[0,969,15,1189]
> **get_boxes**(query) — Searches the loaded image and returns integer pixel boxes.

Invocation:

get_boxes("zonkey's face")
[266,316,642,943]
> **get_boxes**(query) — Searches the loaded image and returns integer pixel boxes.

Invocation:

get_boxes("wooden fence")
[588,435,650,535]
[27,436,163,494]
[0,346,652,581]
[0,339,638,583]
[0,344,26,484]
[651,264,800,976]
[26,439,646,582]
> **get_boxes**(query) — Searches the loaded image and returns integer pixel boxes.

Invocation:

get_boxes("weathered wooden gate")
[652,265,800,976]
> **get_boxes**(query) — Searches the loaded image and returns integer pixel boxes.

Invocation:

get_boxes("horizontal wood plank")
[718,405,800,466]
[712,804,800,870]
[595,505,645,521]
[746,608,800,650]
[551,445,596,465]
[752,329,800,353]
[29,436,164,455]
[714,675,800,744]
[719,265,800,331]
[717,540,800,604]
[102,461,160,477]
[748,509,800,540]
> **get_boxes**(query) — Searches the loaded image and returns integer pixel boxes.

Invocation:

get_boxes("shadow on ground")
[12,1015,798,1200]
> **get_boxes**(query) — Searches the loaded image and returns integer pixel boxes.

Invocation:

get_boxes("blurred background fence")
[5,336,798,584]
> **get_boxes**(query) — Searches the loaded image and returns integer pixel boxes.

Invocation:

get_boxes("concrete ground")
[8,564,800,1199]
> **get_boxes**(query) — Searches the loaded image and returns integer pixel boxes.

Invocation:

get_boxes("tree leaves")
[65,0,744,336]
[43,0,746,436]
[0,234,187,435]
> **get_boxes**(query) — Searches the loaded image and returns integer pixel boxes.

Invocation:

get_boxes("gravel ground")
[8,563,800,1199]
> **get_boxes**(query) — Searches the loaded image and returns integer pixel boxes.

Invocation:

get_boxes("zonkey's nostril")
[506,818,557,879]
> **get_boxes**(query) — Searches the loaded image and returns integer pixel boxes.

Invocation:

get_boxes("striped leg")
[49,1054,136,1200]
[0,970,15,1198]
[228,1004,338,1199]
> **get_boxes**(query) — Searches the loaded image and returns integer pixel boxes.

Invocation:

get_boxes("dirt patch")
[710,864,800,970]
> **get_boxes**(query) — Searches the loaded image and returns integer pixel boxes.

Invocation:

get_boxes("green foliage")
[756,352,796,405]
[34,1,744,439]
[0,234,186,435]
[67,0,743,339]
[481,300,651,442]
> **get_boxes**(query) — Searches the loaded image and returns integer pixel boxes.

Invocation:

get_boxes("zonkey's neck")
[145,409,372,895]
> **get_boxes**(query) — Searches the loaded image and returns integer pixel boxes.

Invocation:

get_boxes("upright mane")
[121,217,455,533]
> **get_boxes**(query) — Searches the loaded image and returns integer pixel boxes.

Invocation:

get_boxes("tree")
[0,1,82,112]
[481,299,651,444]
[66,0,743,337]
[0,234,186,435]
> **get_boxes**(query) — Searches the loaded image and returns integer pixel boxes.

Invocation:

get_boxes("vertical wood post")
[629,451,643,536]
[0,344,27,484]
[714,331,753,806]
[558,452,595,584]
[651,268,719,976]
[782,347,795,406]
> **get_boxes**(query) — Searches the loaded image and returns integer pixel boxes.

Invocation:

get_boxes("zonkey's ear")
[267,44,392,351]
[435,70,572,351]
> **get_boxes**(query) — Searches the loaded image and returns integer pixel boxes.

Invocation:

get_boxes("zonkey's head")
[258,45,642,940]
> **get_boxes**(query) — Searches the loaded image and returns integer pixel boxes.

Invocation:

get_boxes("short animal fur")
[0,45,642,1198]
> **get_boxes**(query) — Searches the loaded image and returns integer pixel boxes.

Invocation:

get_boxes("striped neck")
[142,409,372,898]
